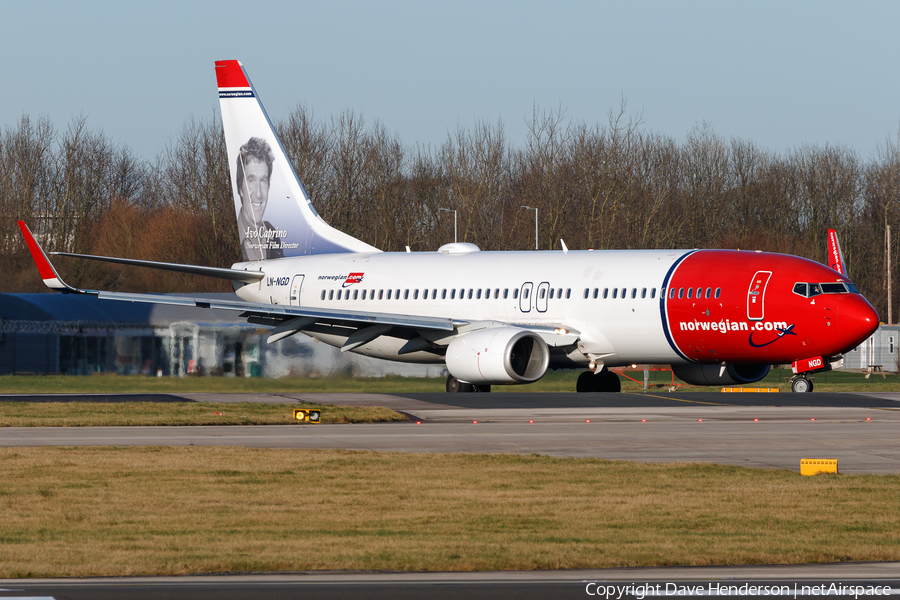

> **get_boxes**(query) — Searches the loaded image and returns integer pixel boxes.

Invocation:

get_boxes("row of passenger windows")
[321,287,574,301]
[583,287,722,300]
[321,285,722,302]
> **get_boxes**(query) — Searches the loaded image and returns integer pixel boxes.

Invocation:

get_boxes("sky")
[3,0,899,162]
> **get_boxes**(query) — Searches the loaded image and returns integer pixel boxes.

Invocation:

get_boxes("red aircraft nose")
[839,294,879,351]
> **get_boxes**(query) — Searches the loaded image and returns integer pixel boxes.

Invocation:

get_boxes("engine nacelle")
[445,327,549,385]
[672,363,771,386]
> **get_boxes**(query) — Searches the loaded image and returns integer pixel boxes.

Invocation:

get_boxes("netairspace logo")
[583,582,896,598]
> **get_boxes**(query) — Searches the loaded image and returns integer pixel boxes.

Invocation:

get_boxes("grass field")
[0,401,406,427]
[0,367,897,394]
[1,447,898,577]
[1,371,897,576]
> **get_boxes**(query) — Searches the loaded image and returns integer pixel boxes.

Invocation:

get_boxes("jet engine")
[445,327,549,385]
[672,363,771,386]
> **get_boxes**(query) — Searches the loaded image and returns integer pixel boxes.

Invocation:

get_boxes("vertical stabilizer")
[827,228,846,276]
[215,60,379,261]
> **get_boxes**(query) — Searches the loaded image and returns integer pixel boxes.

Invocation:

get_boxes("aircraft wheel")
[576,370,621,392]
[576,371,598,392]
[600,370,621,393]
[446,375,474,393]
[791,377,812,393]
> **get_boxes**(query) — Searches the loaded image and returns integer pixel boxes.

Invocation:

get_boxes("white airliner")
[18,60,879,393]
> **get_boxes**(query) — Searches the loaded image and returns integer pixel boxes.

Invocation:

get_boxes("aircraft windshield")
[792,282,857,298]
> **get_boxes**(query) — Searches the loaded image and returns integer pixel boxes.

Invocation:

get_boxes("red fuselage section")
[663,250,878,364]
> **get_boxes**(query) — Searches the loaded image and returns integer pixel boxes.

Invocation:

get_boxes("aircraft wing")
[18,221,457,338]
[18,221,579,349]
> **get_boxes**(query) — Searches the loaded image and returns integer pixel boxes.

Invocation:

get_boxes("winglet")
[17,221,85,293]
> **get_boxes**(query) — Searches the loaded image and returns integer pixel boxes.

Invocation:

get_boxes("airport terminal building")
[0,293,440,378]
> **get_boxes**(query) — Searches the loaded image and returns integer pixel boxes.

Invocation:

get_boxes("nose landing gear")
[790,376,814,393]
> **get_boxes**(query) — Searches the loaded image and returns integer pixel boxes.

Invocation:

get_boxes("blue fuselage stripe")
[659,249,698,363]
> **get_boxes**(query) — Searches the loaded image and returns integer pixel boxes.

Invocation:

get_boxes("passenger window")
[362,290,367,300]
[539,288,545,299]
[705,287,712,299]
[715,288,721,299]
[678,288,684,299]
[379,289,384,300]
[593,288,599,299]
[621,288,626,299]
[386,290,391,300]
[651,288,656,299]
[631,288,637,299]
[353,290,359,300]
[404,290,409,300]
[524,289,530,299]
[321,290,326,300]
[414,290,420,300]
[451,289,456,300]
[503,289,509,299]
[613,288,618,299]
[468,289,473,299]
[423,289,428,299]
[396,289,400,299]
[494,288,500,299]
[549,289,554,299]
[337,290,342,300]
[513,289,519,299]
[583,288,589,299]
[641,288,647,299]
[668,288,674,299]
[603,288,609,299]
[477,289,482,299]
[687,288,693,299]
[558,288,562,298]
[442,289,447,299]
[566,289,571,299]
[459,288,464,298]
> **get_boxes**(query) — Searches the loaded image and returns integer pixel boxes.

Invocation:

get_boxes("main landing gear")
[446,375,491,393]
[576,369,621,393]
[790,376,814,393]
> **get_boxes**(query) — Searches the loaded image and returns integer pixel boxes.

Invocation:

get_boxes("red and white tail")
[827,228,846,276]
[215,60,378,261]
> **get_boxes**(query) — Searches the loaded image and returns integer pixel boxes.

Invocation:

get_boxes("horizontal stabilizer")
[50,251,265,283]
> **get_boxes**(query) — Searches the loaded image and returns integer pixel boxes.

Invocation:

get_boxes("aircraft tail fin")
[215,60,379,261]
[827,228,846,276]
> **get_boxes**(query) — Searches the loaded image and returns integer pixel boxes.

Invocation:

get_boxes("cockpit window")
[793,281,855,297]
[821,283,847,293]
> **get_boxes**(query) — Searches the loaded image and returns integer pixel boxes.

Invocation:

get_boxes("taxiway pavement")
[2,391,899,474]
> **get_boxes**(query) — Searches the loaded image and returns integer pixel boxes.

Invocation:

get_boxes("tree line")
[2,106,899,321]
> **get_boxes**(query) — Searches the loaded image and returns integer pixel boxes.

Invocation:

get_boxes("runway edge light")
[293,409,322,424]
[800,458,838,476]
